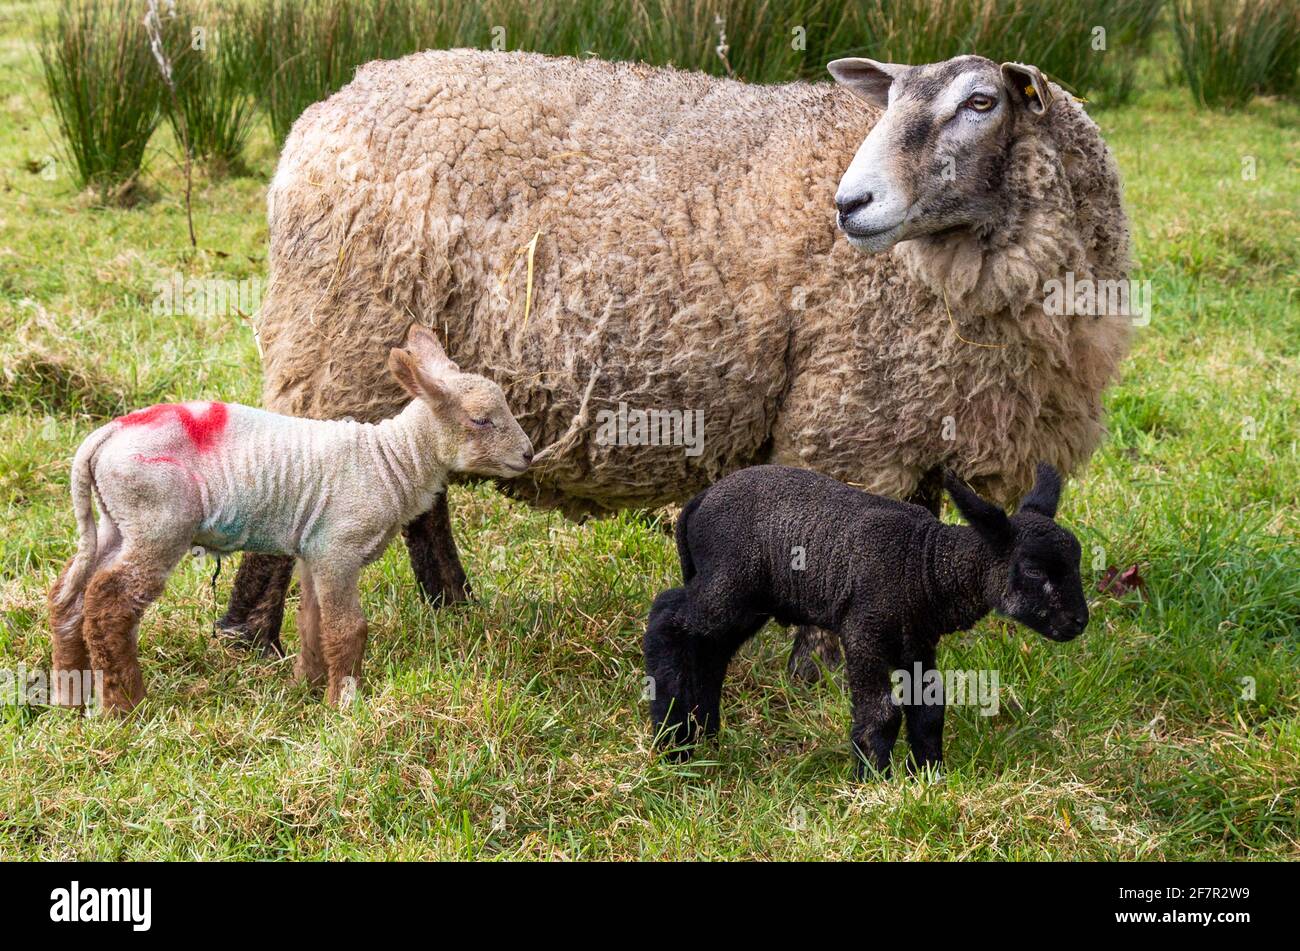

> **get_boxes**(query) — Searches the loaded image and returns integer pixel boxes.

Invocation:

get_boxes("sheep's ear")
[1000,62,1053,117]
[405,324,459,375]
[389,347,454,410]
[1019,462,1062,518]
[828,58,908,108]
[944,469,1013,547]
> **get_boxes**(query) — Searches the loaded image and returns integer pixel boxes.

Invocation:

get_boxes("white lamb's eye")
[471,417,493,429]
[964,94,996,112]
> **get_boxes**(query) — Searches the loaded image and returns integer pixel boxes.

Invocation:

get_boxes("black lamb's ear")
[944,469,1012,547]
[1020,463,1062,518]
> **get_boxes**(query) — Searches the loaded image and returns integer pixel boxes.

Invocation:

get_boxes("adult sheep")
[221,50,1132,675]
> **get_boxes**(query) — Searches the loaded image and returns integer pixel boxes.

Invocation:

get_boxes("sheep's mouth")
[839,220,904,252]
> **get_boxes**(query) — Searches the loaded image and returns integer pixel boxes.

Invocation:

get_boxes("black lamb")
[643,462,1089,777]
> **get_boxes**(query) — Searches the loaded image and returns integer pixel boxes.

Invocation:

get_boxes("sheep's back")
[259,49,868,512]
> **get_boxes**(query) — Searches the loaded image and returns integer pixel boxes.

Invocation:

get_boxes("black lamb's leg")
[217,553,295,657]
[691,616,765,740]
[845,639,903,780]
[402,492,471,606]
[644,588,696,754]
[902,643,944,775]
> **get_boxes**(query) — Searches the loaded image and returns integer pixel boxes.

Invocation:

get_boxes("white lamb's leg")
[303,560,367,707]
[49,561,91,707]
[81,538,190,715]
[49,514,123,707]
[293,562,327,689]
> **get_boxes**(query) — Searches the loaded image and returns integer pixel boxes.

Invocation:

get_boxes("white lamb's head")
[388,325,534,478]
[827,54,1055,253]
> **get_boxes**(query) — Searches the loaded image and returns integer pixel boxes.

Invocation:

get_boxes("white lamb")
[48,326,533,712]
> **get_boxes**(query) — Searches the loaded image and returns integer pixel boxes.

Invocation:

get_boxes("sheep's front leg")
[844,640,902,779]
[401,492,471,606]
[902,644,944,774]
[646,581,766,754]
[307,562,368,707]
[218,553,294,656]
[787,625,842,683]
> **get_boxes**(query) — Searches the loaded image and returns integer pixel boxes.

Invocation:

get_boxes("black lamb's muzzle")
[1047,605,1089,642]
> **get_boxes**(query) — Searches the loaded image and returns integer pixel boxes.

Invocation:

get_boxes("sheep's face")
[945,462,1089,643]
[827,54,1053,253]
[388,325,534,478]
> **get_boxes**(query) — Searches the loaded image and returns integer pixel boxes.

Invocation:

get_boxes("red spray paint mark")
[118,402,229,453]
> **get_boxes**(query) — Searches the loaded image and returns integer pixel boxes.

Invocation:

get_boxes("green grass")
[1171,0,1300,108]
[36,0,163,201]
[1,4,1297,860]
[158,1,260,175]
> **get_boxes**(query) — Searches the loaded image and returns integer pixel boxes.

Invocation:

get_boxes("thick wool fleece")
[258,49,1130,511]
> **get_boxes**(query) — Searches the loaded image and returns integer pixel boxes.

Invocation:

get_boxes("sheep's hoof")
[215,622,284,659]
[787,625,842,684]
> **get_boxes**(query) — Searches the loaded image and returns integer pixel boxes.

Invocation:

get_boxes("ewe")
[49,327,531,712]
[222,51,1130,677]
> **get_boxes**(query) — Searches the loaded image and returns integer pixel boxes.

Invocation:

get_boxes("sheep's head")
[944,463,1089,643]
[827,54,1053,253]
[388,325,534,478]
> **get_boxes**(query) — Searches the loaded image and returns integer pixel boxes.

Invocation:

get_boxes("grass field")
[0,5,1297,860]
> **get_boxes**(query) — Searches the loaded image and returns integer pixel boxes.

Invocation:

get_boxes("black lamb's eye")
[964,94,996,112]
[1021,564,1045,581]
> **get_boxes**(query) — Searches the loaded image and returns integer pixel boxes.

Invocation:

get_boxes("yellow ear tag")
[1025,84,1037,98]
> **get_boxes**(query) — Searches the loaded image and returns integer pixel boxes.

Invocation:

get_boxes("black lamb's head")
[944,463,1089,642]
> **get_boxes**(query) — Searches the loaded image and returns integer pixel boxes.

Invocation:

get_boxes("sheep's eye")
[964,94,996,112]
[471,416,493,429]
[1021,564,1045,581]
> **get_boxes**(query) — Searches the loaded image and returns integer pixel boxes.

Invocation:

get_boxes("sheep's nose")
[522,448,534,463]
[836,192,873,218]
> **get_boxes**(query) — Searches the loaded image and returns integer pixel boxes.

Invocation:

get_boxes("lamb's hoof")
[908,764,946,784]
[650,715,697,760]
[215,622,284,658]
[853,759,892,782]
[787,626,842,684]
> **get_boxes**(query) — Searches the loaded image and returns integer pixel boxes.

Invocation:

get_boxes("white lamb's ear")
[405,324,459,375]
[827,58,909,108]
[1000,62,1054,117]
[389,347,453,410]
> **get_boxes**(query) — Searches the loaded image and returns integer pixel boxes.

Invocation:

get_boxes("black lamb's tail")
[674,489,707,583]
